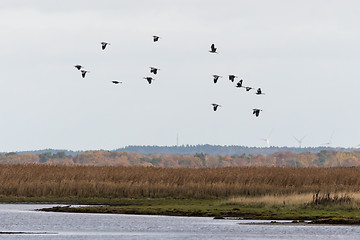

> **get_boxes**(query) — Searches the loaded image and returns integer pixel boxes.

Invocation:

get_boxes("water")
[0,204,360,239]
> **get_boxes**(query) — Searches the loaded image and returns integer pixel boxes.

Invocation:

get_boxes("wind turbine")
[260,137,271,148]
[294,135,306,148]
[322,131,334,147]
[259,129,273,148]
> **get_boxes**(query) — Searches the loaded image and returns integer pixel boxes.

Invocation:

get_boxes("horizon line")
[1,144,359,154]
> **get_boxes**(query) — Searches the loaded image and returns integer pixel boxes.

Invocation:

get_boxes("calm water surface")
[0,204,360,239]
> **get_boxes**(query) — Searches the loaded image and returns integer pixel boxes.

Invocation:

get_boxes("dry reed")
[226,192,360,207]
[1,165,360,199]
[226,193,314,206]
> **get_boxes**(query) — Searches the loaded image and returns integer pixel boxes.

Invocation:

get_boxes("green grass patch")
[35,197,360,224]
[3,196,360,224]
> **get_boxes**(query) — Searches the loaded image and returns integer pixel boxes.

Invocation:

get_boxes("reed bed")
[226,193,315,206]
[225,192,360,207]
[1,165,360,199]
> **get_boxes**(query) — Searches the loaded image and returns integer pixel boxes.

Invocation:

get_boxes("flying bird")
[244,86,253,91]
[253,108,262,117]
[209,44,217,53]
[150,67,160,75]
[153,36,160,42]
[211,103,221,111]
[235,80,243,88]
[74,65,84,70]
[112,81,122,84]
[256,88,265,95]
[81,70,89,78]
[212,75,222,83]
[144,77,155,84]
[229,75,238,82]
[101,42,110,50]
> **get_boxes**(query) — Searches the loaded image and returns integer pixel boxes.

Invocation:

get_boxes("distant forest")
[10,144,358,156]
[2,148,360,167]
[115,145,356,156]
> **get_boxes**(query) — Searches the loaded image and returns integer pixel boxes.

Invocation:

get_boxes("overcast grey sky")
[1,0,360,152]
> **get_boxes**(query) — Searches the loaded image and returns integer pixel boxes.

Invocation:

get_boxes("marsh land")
[1,164,360,224]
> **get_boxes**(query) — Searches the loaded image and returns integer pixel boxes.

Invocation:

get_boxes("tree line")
[1,150,360,167]
[11,145,357,157]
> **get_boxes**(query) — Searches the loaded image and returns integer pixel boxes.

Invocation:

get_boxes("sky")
[1,0,360,152]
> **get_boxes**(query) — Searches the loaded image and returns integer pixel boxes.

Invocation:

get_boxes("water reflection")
[0,204,360,239]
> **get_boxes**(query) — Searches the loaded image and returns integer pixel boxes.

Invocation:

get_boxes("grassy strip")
[35,198,360,224]
[311,218,360,224]
[3,196,360,224]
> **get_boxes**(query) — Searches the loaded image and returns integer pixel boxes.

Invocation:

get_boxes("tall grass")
[1,165,360,199]
[226,193,315,206]
[226,192,360,207]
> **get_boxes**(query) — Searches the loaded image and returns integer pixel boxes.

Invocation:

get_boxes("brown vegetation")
[311,192,352,206]
[1,165,360,199]
[226,192,360,207]
[2,150,360,167]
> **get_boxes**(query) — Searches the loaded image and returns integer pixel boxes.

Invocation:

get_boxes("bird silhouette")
[253,108,262,117]
[211,103,221,111]
[213,75,222,83]
[256,88,265,95]
[112,81,122,84]
[209,44,217,53]
[74,65,84,70]
[244,86,253,91]
[228,75,238,82]
[153,36,160,42]
[150,67,160,75]
[81,70,89,78]
[235,80,243,88]
[101,42,110,50]
[144,77,154,84]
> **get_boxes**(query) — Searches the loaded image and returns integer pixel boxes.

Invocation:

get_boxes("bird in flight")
[256,88,265,95]
[211,103,221,111]
[81,70,89,78]
[112,81,122,84]
[244,86,253,91]
[253,108,262,117]
[228,75,238,82]
[144,77,155,84]
[209,44,218,53]
[213,75,222,83]
[153,36,160,42]
[150,67,160,75]
[74,65,84,70]
[101,42,110,50]
[235,80,243,88]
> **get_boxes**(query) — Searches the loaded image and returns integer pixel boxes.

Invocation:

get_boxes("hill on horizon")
[7,144,359,156]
